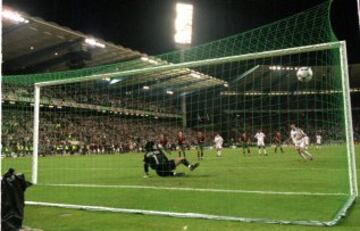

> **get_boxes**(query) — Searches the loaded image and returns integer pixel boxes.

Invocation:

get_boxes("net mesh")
[1,0,356,225]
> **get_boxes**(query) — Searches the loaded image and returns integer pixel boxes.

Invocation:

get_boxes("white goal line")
[39,183,347,197]
[24,201,328,226]
[25,195,357,227]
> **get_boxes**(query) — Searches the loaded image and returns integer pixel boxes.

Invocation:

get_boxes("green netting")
[2,0,357,227]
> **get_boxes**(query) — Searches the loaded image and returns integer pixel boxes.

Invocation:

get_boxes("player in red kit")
[273,131,284,153]
[158,134,171,155]
[240,132,251,155]
[196,131,205,160]
[177,131,186,157]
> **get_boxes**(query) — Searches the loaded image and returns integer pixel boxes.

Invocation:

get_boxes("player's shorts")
[156,160,176,177]
[316,141,321,145]
[178,144,186,151]
[257,141,265,147]
[215,144,222,149]
[304,137,310,146]
[294,139,306,149]
[197,144,204,150]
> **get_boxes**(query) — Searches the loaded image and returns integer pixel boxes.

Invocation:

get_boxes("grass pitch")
[2,144,358,230]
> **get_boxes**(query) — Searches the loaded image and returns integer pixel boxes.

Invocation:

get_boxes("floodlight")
[143,86,150,90]
[190,72,202,79]
[166,90,174,95]
[140,56,160,64]
[174,3,193,44]
[85,38,106,48]
[109,78,123,85]
[140,57,149,62]
[2,9,29,23]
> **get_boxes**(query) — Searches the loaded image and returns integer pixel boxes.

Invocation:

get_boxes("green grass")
[2,144,358,230]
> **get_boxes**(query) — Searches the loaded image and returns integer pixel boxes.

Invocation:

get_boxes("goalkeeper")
[143,141,199,177]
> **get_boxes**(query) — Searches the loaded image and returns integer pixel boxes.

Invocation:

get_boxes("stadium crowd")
[353,113,360,143]
[2,107,360,157]
[2,84,360,156]
[4,85,178,114]
[1,110,212,156]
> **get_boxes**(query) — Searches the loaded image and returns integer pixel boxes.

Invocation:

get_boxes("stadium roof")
[2,7,226,92]
[2,7,143,74]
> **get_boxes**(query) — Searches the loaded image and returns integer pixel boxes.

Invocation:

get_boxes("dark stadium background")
[3,0,359,63]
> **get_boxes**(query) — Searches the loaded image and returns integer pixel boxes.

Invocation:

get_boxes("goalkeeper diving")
[143,141,199,177]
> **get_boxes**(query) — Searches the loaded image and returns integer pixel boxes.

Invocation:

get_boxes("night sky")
[4,0,360,63]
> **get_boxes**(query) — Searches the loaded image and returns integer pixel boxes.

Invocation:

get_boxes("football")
[296,66,313,82]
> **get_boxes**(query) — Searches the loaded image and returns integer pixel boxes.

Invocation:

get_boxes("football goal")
[1,0,357,226]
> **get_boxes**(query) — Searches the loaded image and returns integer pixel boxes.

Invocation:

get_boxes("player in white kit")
[254,130,267,155]
[316,134,322,149]
[303,135,310,150]
[214,134,224,157]
[290,124,313,160]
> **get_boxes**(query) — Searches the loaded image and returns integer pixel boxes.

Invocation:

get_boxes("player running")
[290,124,313,160]
[316,133,322,149]
[214,133,224,157]
[254,130,267,155]
[143,141,199,177]
[177,131,186,157]
[239,132,251,155]
[196,131,205,160]
[273,131,284,153]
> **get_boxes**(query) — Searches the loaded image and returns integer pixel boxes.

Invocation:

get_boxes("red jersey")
[274,132,282,142]
[177,134,185,145]
[240,133,249,142]
[159,137,168,147]
[197,135,205,144]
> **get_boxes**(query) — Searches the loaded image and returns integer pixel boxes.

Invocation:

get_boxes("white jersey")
[291,128,305,142]
[316,135,322,144]
[214,135,223,149]
[291,128,307,149]
[254,132,265,146]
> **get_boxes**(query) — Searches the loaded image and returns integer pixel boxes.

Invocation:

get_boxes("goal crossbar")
[35,42,341,87]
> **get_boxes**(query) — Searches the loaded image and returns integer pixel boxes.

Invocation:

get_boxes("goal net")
[1,0,357,226]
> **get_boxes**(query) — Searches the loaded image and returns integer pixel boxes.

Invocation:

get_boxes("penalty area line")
[39,183,347,197]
